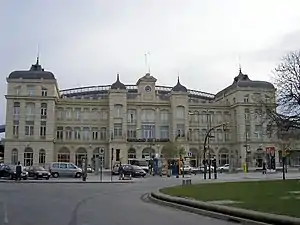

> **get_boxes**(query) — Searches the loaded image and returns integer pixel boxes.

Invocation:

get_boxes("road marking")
[3,203,8,224]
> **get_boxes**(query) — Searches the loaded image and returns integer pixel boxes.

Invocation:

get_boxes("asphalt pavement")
[0,172,298,225]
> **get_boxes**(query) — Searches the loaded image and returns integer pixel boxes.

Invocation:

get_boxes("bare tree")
[161,142,186,159]
[260,50,300,133]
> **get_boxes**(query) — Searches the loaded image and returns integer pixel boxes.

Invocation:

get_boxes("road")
[0,172,298,225]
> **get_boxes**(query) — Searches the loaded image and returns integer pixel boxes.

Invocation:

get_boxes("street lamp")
[243,132,251,173]
[203,122,229,180]
[188,111,201,167]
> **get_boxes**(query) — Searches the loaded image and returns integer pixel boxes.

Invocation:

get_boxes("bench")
[182,178,192,185]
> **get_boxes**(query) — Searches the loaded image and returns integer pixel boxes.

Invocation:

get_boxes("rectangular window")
[15,87,21,96]
[40,103,47,120]
[82,127,89,140]
[25,103,35,121]
[160,110,169,123]
[216,129,223,141]
[40,121,46,138]
[25,121,34,136]
[193,129,200,141]
[127,125,137,138]
[100,127,107,140]
[160,126,169,139]
[65,128,72,140]
[142,124,155,139]
[225,130,231,141]
[66,108,72,120]
[127,109,136,123]
[74,108,81,120]
[92,128,98,140]
[13,102,20,121]
[114,105,122,118]
[13,120,19,137]
[254,125,263,139]
[74,128,81,140]
[27,86,35,96]
[113,123,123,138]
[245,125,251,140]
[116,149,120,161]
[56,127,63,140]
[41,88,47,97]
[83,108,90,120]
[176,124,185,137]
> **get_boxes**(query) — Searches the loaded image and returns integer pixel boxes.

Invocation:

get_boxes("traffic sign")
[187,151,193,157]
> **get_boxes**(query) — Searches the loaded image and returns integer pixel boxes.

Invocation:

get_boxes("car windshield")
[132,165,142,170]
[34,166,46,171]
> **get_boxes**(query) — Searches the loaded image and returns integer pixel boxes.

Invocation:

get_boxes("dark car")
[122,165,146,178]
[0,164,28,180]
[25,166,51,180]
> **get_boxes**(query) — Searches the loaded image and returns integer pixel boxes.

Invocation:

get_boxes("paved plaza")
[0,172,298,225]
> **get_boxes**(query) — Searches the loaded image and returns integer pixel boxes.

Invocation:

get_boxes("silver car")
[48,162,82,178]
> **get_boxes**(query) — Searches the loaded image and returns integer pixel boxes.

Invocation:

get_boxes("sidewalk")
[0,174,135,183]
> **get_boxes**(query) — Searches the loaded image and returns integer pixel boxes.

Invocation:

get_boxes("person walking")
[15,161,22,181]
[262,161,267,175]
[118,163,123,180]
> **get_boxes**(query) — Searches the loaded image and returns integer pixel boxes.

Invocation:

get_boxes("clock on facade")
[145,85,152,92]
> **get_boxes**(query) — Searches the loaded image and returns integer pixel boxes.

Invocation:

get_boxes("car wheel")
[52,172,59,178]
[23,176,28,180]
[35,175,39,180]
[75,172,82,178]
[220,169,223,173]
[46,176,50,180]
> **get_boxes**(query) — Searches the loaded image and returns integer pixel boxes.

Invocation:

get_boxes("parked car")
[180,165,193,174]
[130,160,149,173]
[48,162,82,178]
[25,165,51,180]
[0,164,28,180]
[122,165,146,178]
[217,164,230,173]
[112,163,130,175]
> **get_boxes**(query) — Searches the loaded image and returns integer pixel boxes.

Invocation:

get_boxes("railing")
[59,84,215,99]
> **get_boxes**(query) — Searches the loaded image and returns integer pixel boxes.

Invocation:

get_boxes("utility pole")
[207,111,212,179]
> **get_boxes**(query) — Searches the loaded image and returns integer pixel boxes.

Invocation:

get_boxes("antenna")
[36,44,40,64]
[238,55,242,72]
[144,52,150,73]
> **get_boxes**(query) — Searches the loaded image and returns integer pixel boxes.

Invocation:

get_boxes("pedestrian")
[262,161,267,175]
[118,163,123,180]
[15,161,22,181]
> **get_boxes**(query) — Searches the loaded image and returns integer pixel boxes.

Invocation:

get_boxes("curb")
[0,180,134,184]
[150,191,300,225]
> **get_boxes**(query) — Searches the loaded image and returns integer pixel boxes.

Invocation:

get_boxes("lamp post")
[203,122,228,180]
[244,132,250,173]
[188,111,201,167]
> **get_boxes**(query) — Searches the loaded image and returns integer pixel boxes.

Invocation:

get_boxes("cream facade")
[4,59,300,169]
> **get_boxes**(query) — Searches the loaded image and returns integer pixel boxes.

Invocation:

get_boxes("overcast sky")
[1,0,300,127]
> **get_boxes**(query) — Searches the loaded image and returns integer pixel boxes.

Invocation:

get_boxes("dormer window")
[41,88,47,97]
